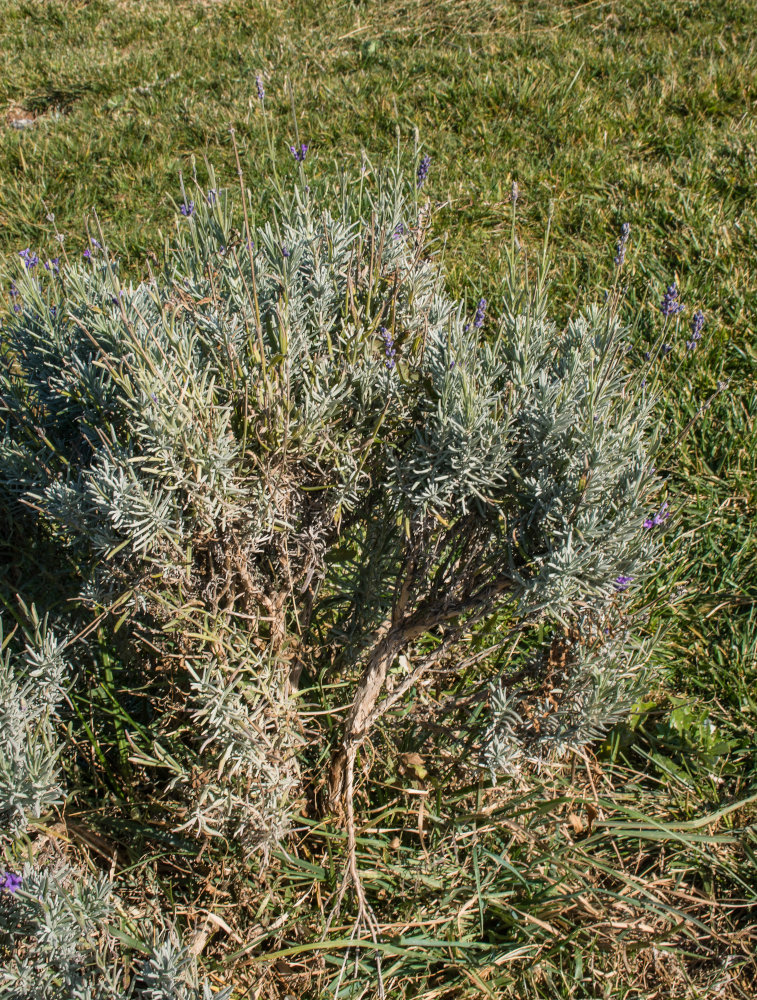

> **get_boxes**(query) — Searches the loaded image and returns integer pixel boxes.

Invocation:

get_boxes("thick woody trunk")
[327,622,424,811]
[326,578,511,813]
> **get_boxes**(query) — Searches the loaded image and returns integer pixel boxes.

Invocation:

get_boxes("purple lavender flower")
[643,500,669,530]
[655,501,670,524]
[660,283,684,318]
[44,257,60,275]
[392,223,405,241]
[9,281,19,298]
[687,309,705,350]
[661,343,672,356]
[615,575,634,592]
[256,75,265,102]
[614,222,630,268]
[690,309,705,339]
[282,245,290,258]
[180,201,195,217]
[206,189,217,205]
[91,238,102,250]
[0,871,21,894]
[416,154,431,189]
[290,143,308,163]
[380,326,396,370]
[473,298,487,329]
[50,305,57,317]
[19,248,39,270]
[83,248,92,260]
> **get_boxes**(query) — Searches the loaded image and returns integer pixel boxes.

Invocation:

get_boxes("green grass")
[1,1,756,997]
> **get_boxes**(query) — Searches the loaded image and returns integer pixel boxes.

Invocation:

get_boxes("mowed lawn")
[1,1,756,997]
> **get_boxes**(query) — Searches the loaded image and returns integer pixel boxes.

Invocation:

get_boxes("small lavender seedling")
[0,861,233,1000]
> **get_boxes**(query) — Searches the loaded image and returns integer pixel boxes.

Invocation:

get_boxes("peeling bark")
[327,576,512,813]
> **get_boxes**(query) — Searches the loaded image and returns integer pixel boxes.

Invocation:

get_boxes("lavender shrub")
[0,150,668,845]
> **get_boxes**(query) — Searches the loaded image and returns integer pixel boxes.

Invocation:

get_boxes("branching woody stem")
[327,576,512,810]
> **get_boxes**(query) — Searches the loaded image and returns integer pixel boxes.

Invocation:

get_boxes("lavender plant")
[0,610,67,836]
[0,150,665,855]
[0,861,232,1000]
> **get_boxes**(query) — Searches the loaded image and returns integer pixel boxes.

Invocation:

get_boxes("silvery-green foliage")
[394,300,658,619]
[135,933,232,1000]
[482,614,659,777]
[171,646,300,859]
[0,611,67,835]
[0,153,664,804]
[0,862,231,1000]
[1,862,117,999]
